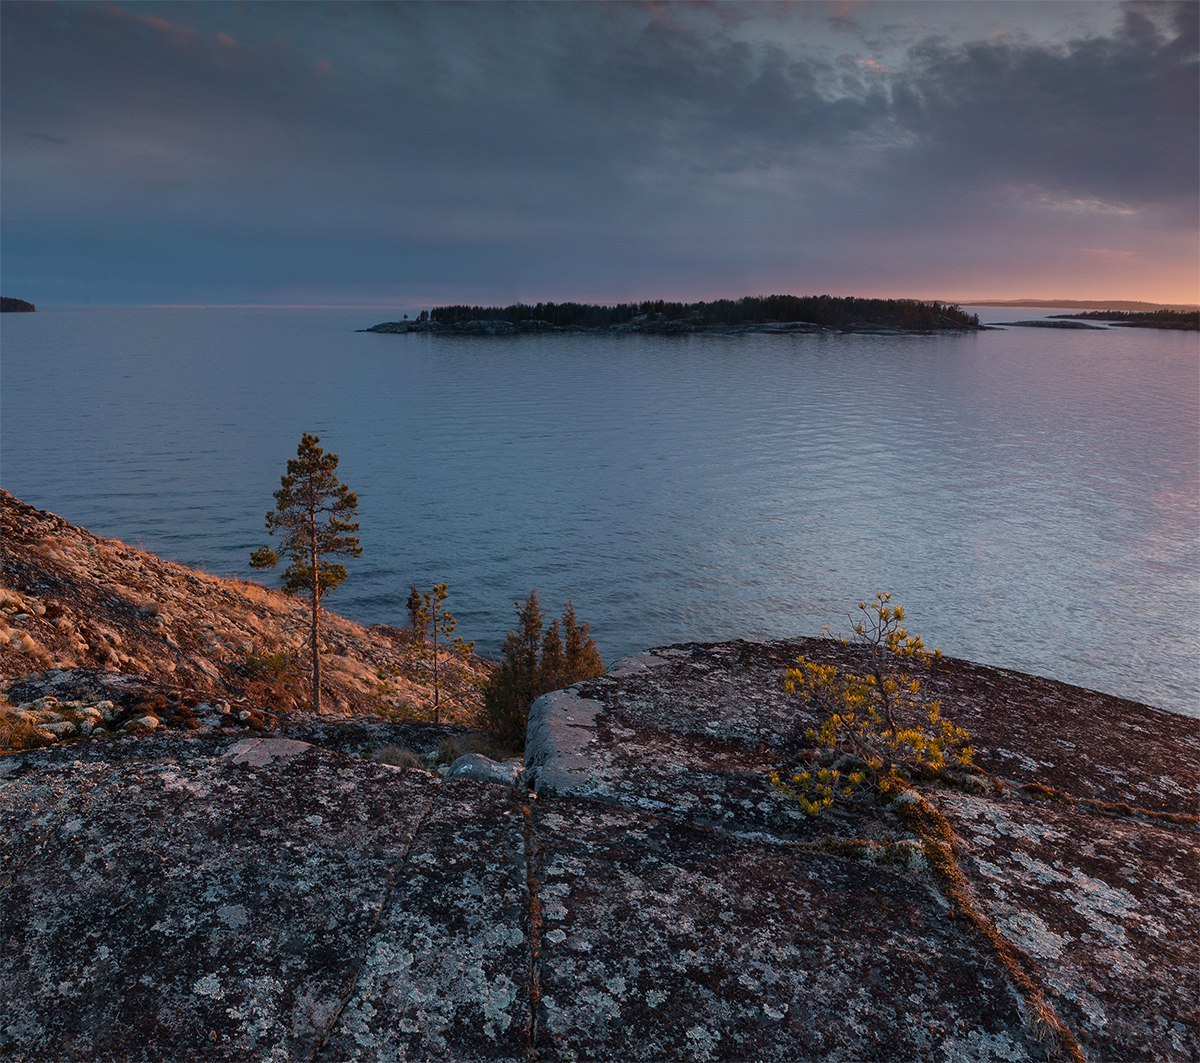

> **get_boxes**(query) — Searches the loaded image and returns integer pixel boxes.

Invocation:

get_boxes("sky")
[1,0,1197,307]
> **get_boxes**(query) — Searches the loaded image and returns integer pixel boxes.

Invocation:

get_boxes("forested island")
[362,294,983,336]
[0,297,36,313]
[1050,309,1199,330]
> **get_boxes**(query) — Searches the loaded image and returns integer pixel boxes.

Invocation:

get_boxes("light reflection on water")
[2,306,1197,716]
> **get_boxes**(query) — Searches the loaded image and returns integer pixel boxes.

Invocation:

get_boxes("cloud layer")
[1,1,1196,305]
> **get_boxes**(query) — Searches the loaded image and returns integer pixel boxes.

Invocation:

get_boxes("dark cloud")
[0,1,1194,305]
[891,1,1199,208]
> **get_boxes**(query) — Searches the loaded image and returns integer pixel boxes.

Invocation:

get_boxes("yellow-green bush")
[772,593,974,814]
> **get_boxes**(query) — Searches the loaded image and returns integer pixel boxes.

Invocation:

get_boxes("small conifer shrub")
[772,593,974,814]
[483,591,604,742]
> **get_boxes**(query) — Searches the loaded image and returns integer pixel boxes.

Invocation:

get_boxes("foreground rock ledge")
[3,641,1198,1061]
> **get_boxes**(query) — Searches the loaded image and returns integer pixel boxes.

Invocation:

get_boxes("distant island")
[361,294,983,336]
[0,296,36,313]
[967,298,1198,312]
[1049,309,1199,331]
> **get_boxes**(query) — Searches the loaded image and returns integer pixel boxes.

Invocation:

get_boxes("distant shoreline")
[966,298,1198,312]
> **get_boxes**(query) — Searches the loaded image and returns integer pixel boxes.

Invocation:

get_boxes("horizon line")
[12,294,1199,311]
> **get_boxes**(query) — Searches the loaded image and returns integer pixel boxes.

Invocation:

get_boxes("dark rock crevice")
[522,801,544,1061]
[312,787,440,1060]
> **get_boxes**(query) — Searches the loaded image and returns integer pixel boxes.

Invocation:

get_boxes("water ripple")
[2,307,1197,715]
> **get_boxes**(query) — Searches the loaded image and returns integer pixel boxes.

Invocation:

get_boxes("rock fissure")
[901,792,1087,1063]
[521,801,544,1062]
[1006,780,1200,831]
[310,787,439,1061]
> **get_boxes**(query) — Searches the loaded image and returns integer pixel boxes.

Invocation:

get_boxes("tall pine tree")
[250,433,361,714]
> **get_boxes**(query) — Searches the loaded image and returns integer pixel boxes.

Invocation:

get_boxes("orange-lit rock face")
[0,490,490,731]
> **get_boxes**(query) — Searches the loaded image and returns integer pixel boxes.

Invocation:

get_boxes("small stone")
[446,754,523,787]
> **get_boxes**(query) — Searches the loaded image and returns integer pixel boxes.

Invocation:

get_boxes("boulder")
[445,752,523,786]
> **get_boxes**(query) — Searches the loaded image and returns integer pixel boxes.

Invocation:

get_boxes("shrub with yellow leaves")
[772,593,974,815]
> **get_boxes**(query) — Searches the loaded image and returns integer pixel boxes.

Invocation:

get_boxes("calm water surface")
[2,306,1197,716]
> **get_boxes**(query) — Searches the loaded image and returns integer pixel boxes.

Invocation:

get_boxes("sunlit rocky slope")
[0,490,487,743]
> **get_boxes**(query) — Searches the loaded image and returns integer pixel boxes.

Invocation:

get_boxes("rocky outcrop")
[3,634,1196,1060]
[525,641,1199,1061]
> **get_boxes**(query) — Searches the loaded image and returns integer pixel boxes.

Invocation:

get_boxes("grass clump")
[242,644,301,679]
[0,709,54,753]
[374,745,423,770]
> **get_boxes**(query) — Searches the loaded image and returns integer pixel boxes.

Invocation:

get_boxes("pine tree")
[250,433,360,714]
[483,590,544,739]
[421,582,463,724]
[406,583,423,637]
[539,617,566,693]
[563,601,604,681]
[376,583,474,723]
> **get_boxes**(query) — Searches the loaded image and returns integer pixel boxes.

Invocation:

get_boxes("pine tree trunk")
[432,604,440,725]
[310,512,321,714]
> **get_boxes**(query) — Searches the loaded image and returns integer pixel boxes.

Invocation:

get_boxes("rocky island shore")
[2,493,1197,1061]
[360,316,981,337]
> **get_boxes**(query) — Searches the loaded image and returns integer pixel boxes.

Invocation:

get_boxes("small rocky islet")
[1,491,1197,1060]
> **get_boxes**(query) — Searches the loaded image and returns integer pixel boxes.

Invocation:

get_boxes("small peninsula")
[967,299,1199,312]
[1049,309,1200,331]
[994,319,1108,330]
[361,294,983,336]
[0,297,36,313]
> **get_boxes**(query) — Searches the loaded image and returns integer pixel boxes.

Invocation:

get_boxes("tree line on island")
[406,293,981,331]
[250,433,603,744]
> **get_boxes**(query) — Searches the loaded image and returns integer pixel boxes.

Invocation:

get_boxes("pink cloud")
[102,3,194,48]
[216,32,238,50]
[315,58,335,77]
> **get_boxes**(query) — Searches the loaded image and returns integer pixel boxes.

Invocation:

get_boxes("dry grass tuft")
[374,745,424,769]
[0,710,54,753]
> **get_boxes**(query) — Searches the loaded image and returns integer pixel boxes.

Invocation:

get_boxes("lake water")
[2,306,1197,716]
